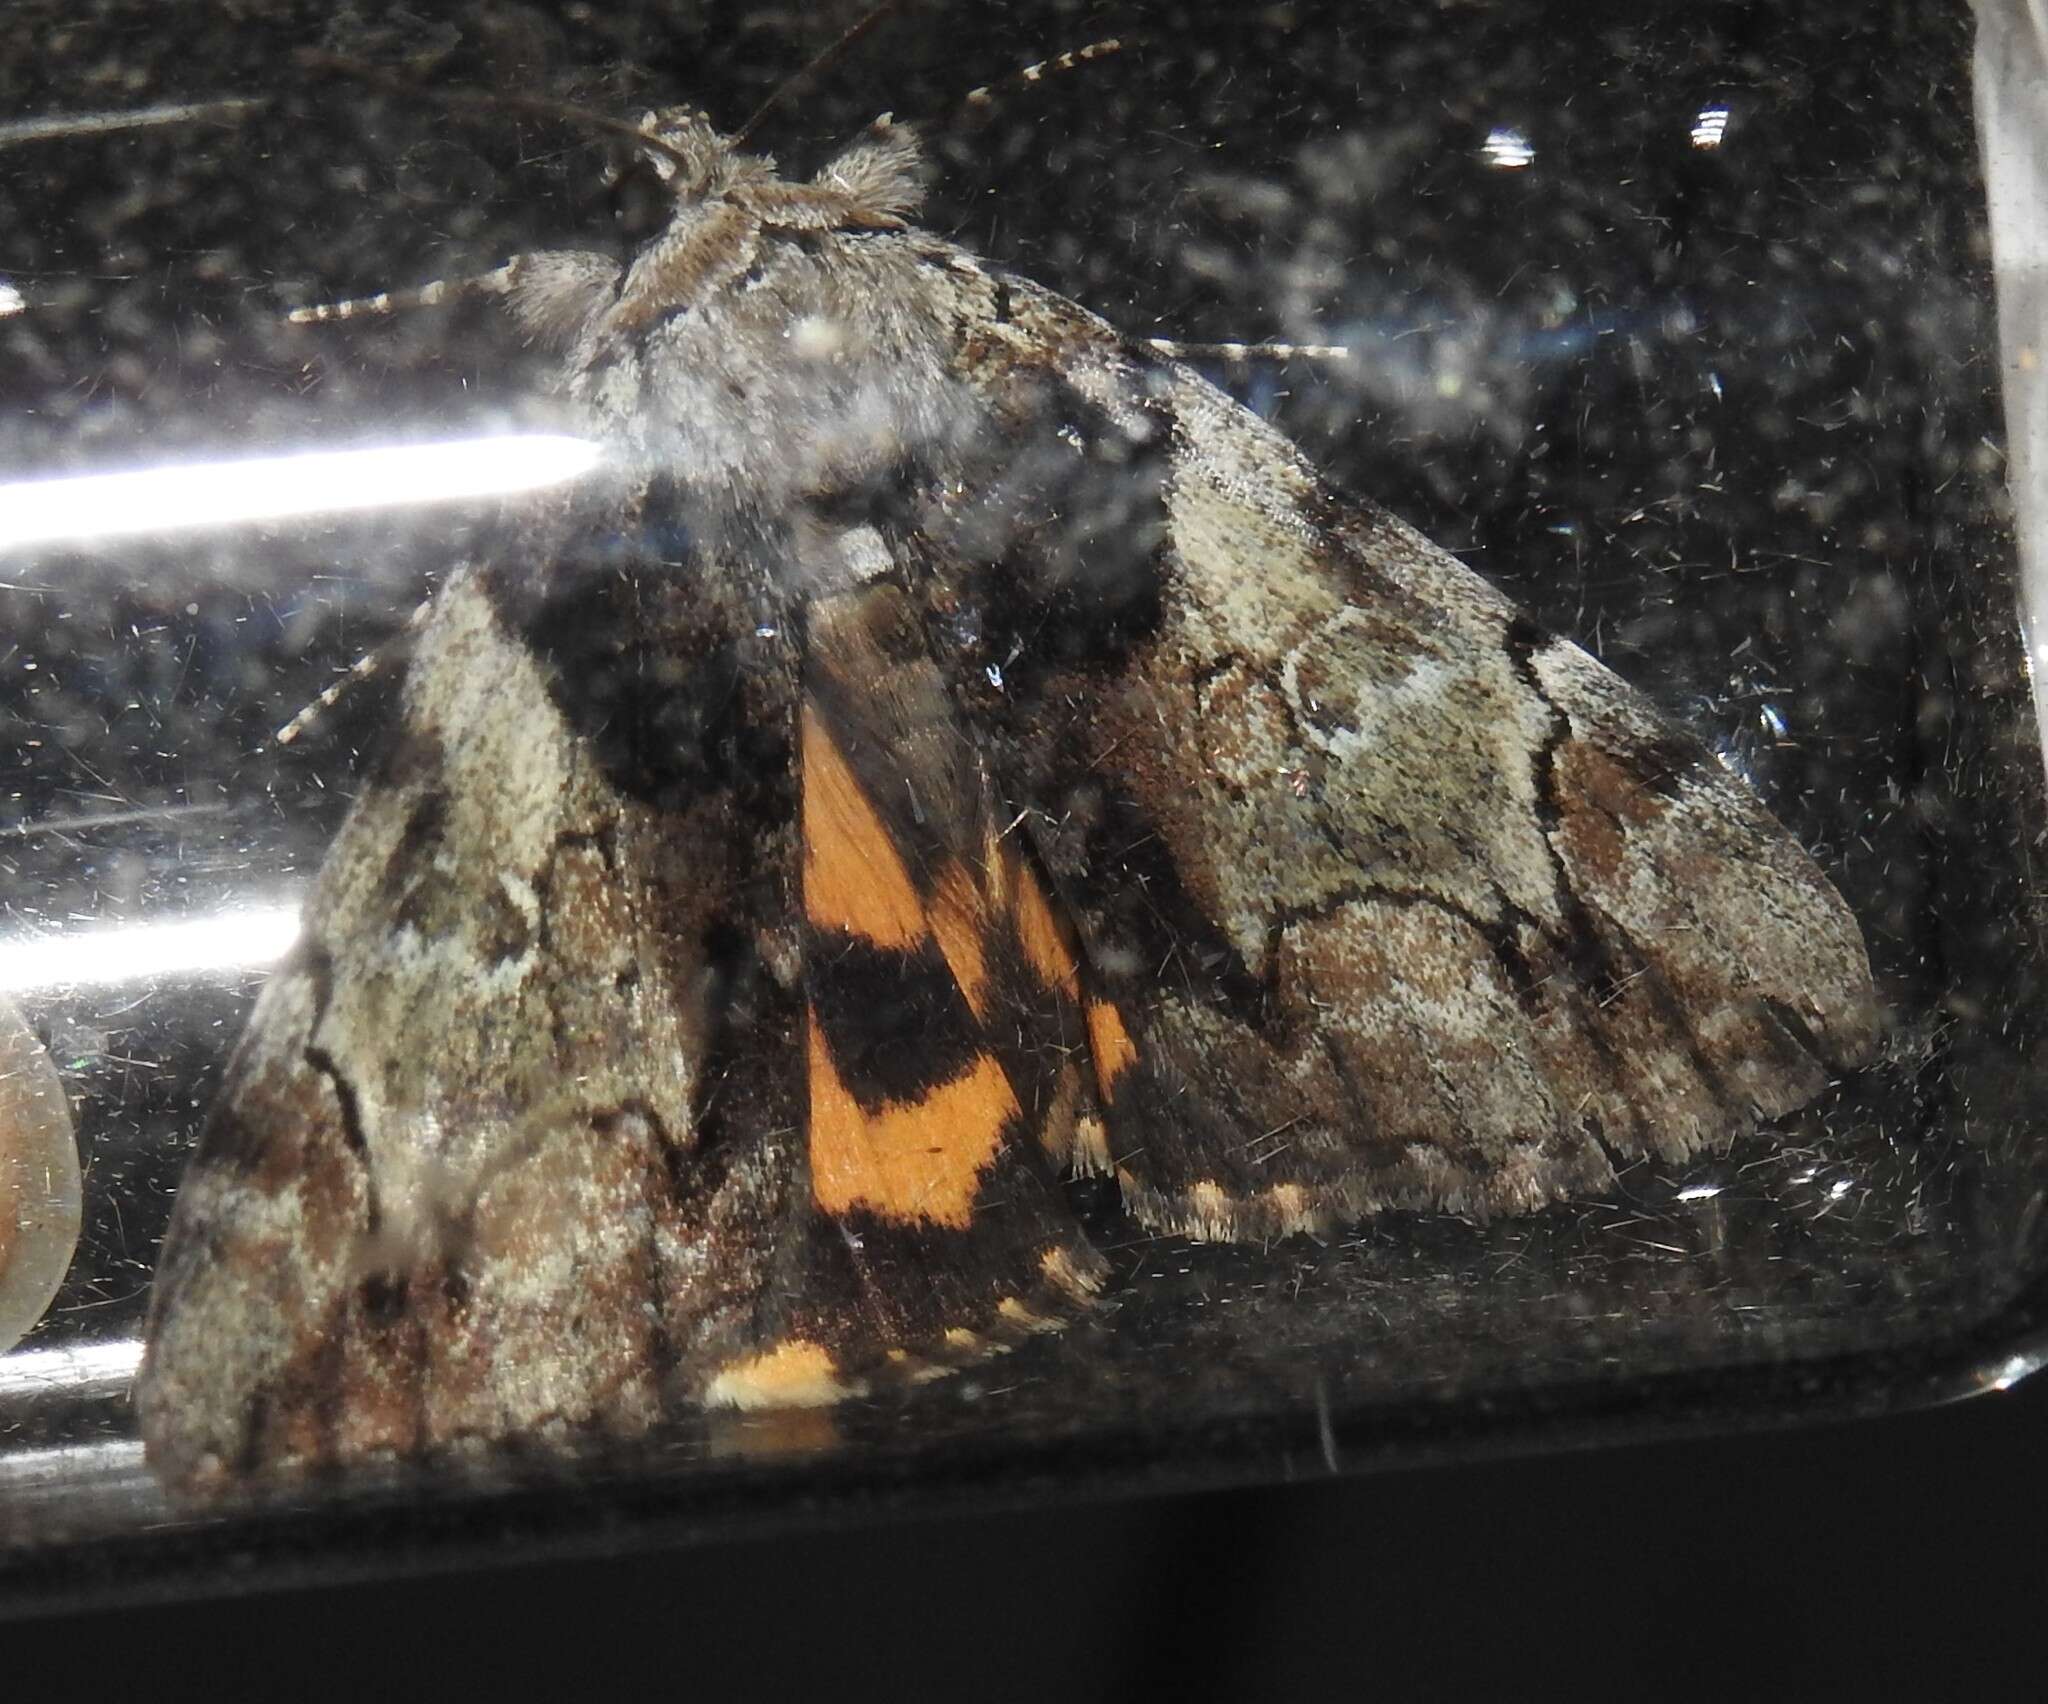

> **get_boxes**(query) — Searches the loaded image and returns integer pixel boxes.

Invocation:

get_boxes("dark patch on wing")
[1619,726,1712,801]
[787,1181,1102,1364]
[300,1039,373,1183]
[378,788,449,908]
[1045,774,1271,1024]
[919,380,1176,700]
[492,541,789,817]
[806,927,986,1111]
[804,454,929,541]
[369,723,445,796]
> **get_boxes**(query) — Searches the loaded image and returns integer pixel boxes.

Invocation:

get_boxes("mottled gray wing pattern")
[135,559,815,1486]
[136,552,1108,1489]
[903,268,1880,1240]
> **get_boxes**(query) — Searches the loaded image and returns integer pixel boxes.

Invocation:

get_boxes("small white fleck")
[1482,126,1534,170]
[789,314,847,360]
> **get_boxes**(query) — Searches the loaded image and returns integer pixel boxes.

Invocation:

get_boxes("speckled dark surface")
[0,0,2040,1604]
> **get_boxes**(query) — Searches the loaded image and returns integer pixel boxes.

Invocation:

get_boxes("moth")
[134,73,1880,1490]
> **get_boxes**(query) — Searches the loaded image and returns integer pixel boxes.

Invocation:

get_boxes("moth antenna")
[289,49,701,174]
[1144,337,1355,365]
[956,38,1127,119]
[274,596,434,746]
[0,97,267,150]
[730,0,919,150]
[286,263,519,326]
[956,47,1350,368]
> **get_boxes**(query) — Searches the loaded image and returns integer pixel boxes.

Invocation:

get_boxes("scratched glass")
[0,0,2037,1612]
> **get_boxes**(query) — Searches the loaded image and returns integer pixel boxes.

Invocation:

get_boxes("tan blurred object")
[0,996,80,1352]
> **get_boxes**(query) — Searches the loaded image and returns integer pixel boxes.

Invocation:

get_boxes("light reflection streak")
[0,802,232,839]
[0,1438,148,1488]
[1691,104,1731,149]
[0,1337,142,1403]
[0,435,602,551]
[0,905,301,993]
[1981,1348,2048,1395]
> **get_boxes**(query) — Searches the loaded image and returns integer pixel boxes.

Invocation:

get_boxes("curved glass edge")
[1978,0,2048,753]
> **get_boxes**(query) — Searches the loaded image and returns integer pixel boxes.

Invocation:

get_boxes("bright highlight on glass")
[0,905,302,993]
[0,435,602,551]
[0,282,23,319]
[0,1339,143,1402]
[1691,104,1730,149]
[1482,126,1535,169]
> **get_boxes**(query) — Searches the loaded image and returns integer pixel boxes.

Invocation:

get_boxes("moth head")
[632,108,744,194]
[594,108,767,249]
[610,107,928,245]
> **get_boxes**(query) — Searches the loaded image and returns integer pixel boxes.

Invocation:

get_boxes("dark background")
[25,1377,2048,1692]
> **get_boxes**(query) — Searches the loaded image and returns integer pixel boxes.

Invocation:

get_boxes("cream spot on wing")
[1040,1244,1105,1301]
[835,524,894,584]
[998,1297,1058,1333]
[1067,1111,1113,1175]
[790,313,850,360]
[1185,1179,1236,1241]
[1266,1182,1313,1236]
[705,1339,854,1410]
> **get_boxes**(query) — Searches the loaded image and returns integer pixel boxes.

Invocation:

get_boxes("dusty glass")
[0,0,2037,1611]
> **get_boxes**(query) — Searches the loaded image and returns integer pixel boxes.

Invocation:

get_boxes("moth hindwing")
[135,77,1879,1490]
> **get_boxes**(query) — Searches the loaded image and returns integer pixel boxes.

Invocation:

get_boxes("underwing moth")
[133,67,1881,1491]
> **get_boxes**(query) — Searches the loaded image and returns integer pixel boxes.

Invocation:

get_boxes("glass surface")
[1,0,2039,1609]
